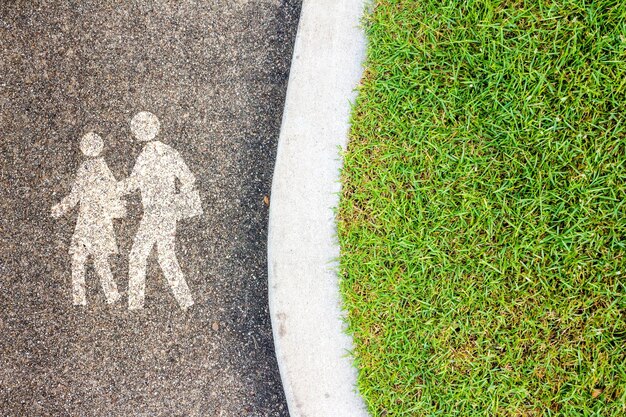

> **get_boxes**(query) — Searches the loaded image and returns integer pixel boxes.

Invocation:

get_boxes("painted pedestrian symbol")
[120,111,202,310]
[51,112,203,310]
[51,132,125,306]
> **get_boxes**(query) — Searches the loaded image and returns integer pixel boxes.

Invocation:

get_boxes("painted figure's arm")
[117,174,139,195]
[171,150,196,193]
[51,176,80,218]
[117,153,143,195]
[103,164,127,219]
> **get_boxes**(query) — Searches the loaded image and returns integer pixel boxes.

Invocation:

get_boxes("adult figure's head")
[130,111,160,142]
[80,132,104,157]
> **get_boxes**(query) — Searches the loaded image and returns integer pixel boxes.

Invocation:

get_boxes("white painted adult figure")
[119,111,200,310]
[51,132,125,305]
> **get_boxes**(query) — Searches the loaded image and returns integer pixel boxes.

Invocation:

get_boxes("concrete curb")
[267,1,369,416]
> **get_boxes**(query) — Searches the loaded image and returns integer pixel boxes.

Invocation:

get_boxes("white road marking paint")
[120,111,202,310]
[52,132,125,306]
[52,113,203,310]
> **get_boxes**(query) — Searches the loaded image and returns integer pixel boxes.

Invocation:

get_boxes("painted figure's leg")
[93,255,121,304]
[71,248,88,306]
[157,232,194,310]
[128,220,155,310]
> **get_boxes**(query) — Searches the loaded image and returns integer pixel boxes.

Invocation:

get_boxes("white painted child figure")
[51,132,125,305]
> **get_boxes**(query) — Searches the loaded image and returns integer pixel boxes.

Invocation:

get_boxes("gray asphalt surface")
[0,1,301,415]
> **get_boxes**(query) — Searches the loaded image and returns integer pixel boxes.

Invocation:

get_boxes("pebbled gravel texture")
[0,0,301,415]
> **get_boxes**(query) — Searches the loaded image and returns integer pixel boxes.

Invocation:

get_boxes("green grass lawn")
[338,1,626,415]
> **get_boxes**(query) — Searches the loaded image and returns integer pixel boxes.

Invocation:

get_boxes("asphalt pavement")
[0,1,301,415]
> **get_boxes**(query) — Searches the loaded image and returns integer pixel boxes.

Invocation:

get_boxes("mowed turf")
[338,1,626,415]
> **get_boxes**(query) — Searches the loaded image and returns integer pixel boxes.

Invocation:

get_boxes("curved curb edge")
[267,0,369,416]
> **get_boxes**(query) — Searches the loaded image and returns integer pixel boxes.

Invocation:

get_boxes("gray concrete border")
[267,0,369,416]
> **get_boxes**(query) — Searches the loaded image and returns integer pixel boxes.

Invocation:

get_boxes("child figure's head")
[80,132,103,157]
